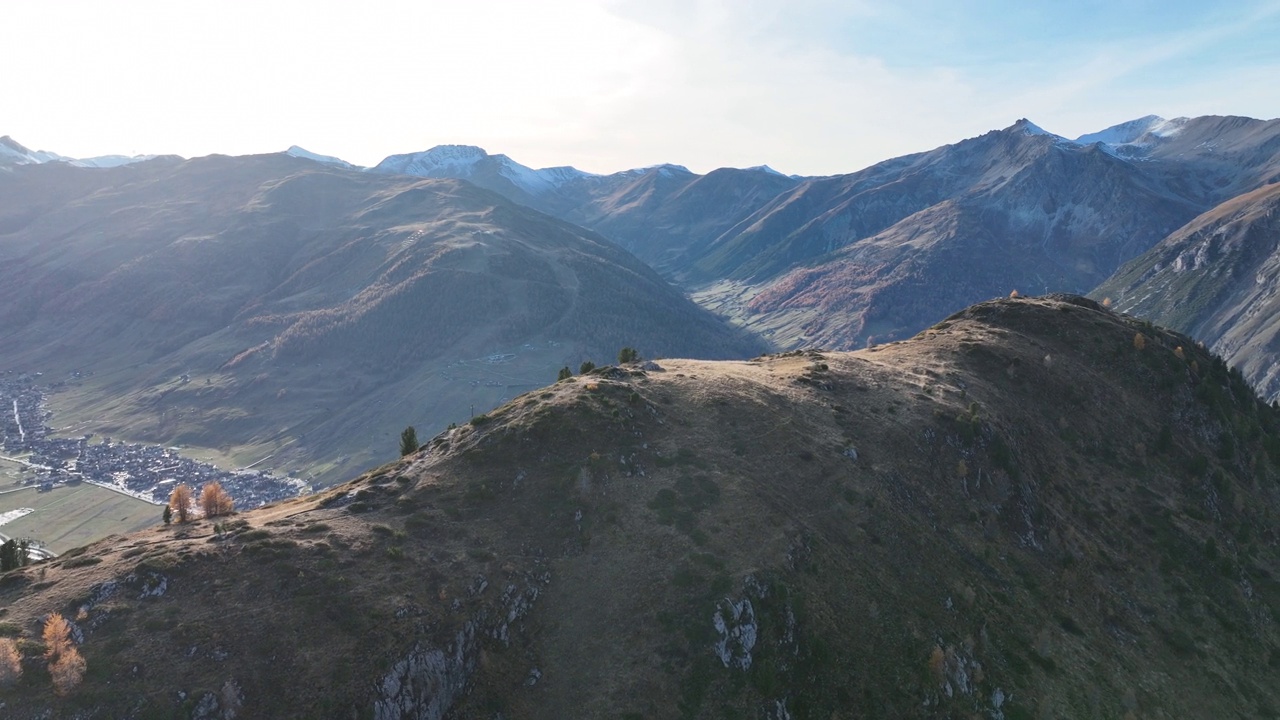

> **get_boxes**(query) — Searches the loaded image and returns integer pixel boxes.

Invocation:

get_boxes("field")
[0,481,160,555]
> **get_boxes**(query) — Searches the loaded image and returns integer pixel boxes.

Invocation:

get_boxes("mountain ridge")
[1,294,1276,718]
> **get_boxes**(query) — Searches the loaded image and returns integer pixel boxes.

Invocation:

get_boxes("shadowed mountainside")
[0,156,764,484]
[1,296,1277,719]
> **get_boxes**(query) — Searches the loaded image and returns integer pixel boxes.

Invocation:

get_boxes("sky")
[4,0,1280,176]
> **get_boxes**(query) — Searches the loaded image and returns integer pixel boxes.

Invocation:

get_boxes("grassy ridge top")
[0,295,1277,719]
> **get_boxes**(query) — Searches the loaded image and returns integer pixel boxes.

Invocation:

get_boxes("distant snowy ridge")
[1,135,158,168]
[0,136,66,166]
[374,144,599,196]
[376,144,488,175]
[286,145,355,168]
[72,154,159,168]
[1074,115,1188,148]
[622,163,693,178]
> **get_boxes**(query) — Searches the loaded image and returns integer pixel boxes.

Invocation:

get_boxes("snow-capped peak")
[373,145,598,195]
[1074,115,1188,148]
[744,164,785,176]
[1013,118,1055,137]
[373,144,490,176]
[285,145,355,168]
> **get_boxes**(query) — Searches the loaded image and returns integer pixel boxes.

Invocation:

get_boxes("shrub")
[49,648,85,695]
[618,346,640,364]
[579,361,596,374]
[1133,333,1147,351]
[557,366,572,381]
[0,638,20,687]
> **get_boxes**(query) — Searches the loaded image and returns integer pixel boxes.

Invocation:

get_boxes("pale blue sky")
[4,0,1278,175]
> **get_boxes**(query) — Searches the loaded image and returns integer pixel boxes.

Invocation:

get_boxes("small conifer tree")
[162,505,172,525]
[400,426,419,457]
[618,347,639,364]
[579,361,596,374]
[557,366,572,381]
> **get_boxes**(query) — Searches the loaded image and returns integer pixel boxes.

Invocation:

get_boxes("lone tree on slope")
[400,426,419,457]
[618,347,640,364]
[199,481,235,518]
[43,612,86,695]
[169,483,194,523]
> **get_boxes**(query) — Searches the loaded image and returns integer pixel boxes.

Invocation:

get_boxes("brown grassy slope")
[0,295,1277,719]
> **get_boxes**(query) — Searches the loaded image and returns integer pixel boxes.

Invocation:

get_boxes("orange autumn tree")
[199,481,235,518]
[169,483,194,523]
[43,612,85,695]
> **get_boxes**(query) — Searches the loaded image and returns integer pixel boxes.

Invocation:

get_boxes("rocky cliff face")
[1094,182,1280,400]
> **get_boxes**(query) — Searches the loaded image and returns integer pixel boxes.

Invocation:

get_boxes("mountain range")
[4,112,1280,508]
[366,114,1280,387]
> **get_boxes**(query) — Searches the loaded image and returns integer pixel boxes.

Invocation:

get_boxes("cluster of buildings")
[0,372,307,508]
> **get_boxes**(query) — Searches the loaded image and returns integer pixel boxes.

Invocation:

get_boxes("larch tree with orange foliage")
[43,612,85,695]
[199,481,235,518]
[169,483,194,523]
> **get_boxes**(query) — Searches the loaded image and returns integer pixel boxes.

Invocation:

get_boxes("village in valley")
[1,370,308,509]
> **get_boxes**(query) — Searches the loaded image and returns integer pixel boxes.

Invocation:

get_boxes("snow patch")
[0,507,34,526]
[494,154,595,194]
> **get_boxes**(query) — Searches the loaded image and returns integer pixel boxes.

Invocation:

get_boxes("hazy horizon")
[6,0,1280,176]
